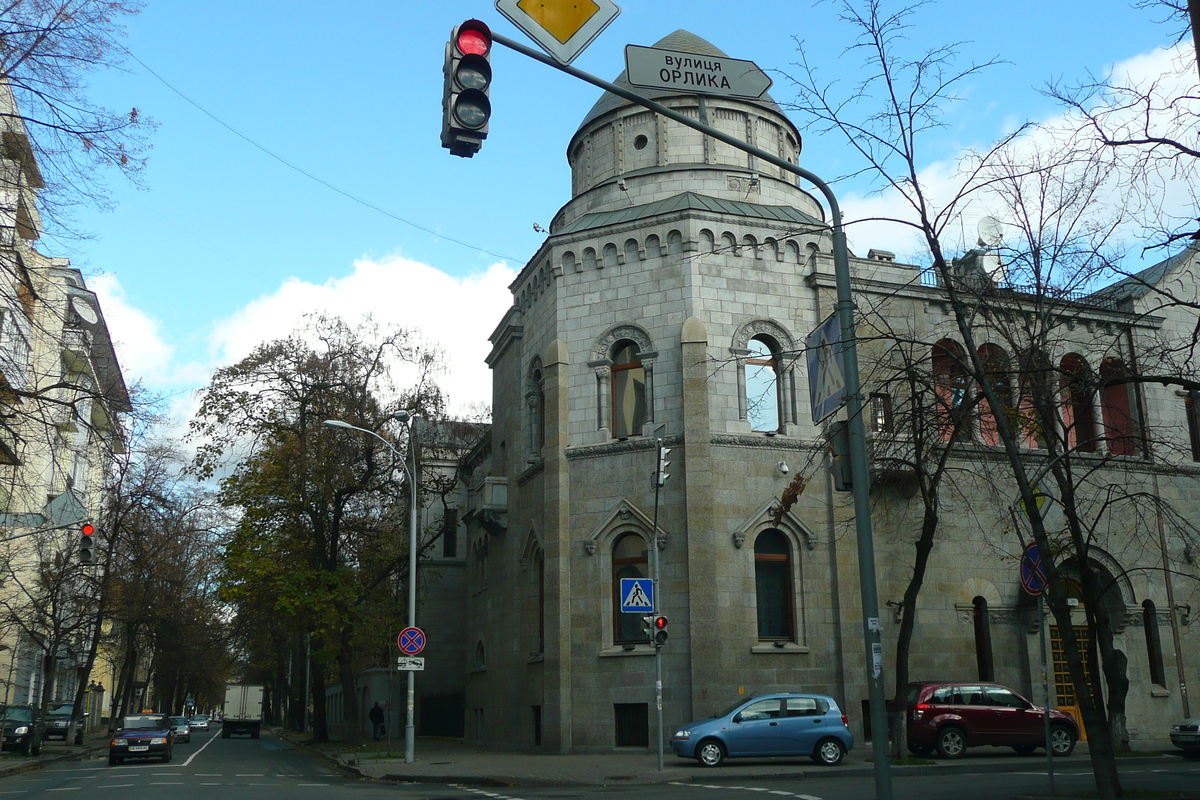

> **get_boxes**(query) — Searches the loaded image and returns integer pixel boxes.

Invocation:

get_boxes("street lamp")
[322,411,420,763]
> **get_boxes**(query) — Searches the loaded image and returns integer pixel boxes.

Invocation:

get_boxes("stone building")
[0,82,130,718]
[453,30,1200,753]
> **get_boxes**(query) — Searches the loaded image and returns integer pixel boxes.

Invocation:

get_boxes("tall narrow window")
[1186,392,1200,462]
[869,393,893,433]
[1100,358,1137,456]
[754,530,794,641]
[611,341,646,439]
[527,364,545,458]
[973,596,994,681]
[536,549,545,654]
[746,336,781,432]
[612,534,648,644]
[443,509,458,558]
[1061,354,1097,453]
[1143,600,1166,686]
[978,344,1012,447]
[933,340,970,442]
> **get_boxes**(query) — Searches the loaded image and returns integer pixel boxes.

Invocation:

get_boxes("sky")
[44,0,1193,428]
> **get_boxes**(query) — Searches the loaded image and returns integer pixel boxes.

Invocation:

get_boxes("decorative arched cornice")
[519,529,542,570]
[731,499,816,551]
[731,318,796,353]
[594,323,655,363]
[582,498,668,555]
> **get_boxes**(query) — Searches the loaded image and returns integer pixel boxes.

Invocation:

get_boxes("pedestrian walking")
[369,701,385,741]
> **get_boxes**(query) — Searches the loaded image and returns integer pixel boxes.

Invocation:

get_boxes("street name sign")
[806,314,847,423]
[397,626,426,655]
[396,657,425,671]
[624,45,772,99]
[619,577,653,613]
[495,0,620,64]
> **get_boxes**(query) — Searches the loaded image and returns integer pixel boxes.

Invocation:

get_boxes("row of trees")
[783,2,1199,798]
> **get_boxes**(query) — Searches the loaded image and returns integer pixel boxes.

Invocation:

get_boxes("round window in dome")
[633,134,648,151]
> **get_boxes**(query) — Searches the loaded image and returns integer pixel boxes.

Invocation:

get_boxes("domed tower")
[469,30,840,754]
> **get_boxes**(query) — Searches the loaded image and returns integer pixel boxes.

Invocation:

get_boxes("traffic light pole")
[489,32,892,800]
[651,433,666,772]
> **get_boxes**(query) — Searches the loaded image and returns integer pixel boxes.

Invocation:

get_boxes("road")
[5,731,1200,799]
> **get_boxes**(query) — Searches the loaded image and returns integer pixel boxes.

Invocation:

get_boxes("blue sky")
[52,1,1189,420]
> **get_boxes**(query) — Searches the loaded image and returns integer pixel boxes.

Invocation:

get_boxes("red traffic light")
[653,615,667,629]
[456,21,491,56]
[81,523,94,536]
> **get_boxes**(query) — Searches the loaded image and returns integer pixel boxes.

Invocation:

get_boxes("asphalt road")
[6,731,1200,800]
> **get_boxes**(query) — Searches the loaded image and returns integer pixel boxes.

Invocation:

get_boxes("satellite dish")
[71,297,98,325]
[977,216,1003,248]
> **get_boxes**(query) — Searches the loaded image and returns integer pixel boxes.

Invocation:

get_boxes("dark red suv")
[907,682,1078,758]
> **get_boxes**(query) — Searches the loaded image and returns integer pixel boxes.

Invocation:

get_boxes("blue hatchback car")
[671,693,854,767]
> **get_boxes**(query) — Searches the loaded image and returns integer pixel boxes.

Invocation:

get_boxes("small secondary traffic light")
[642,614,654,641]
[79,523,95,565]
[652,615,669,646]
[656,444,671,487]
[441,19,493,158]
[829,421,852,492]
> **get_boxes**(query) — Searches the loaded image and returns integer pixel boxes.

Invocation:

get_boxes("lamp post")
[322,411,420,763]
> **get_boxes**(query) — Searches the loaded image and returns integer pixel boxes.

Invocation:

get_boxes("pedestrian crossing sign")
[620,577,654,612]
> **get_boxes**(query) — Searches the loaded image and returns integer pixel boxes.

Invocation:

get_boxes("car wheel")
[935,726,967,758]
[696,739,726,767]
[1012,744,1037,755]
[1049,724,1076,756]
[812,737,846,766]
[31,739,41,757]
[109,756,121,766]
[222,731,230,739]
[907,742,933,757]
[162,745,172,763]
[20,737,31,757]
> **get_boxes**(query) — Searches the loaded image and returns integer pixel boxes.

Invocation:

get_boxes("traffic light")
[642,614,654,641]
[656,444,671,487]
[652,615,669,646]
[829,420,852,492]
[441,19,493,158]
[79,523,95,565]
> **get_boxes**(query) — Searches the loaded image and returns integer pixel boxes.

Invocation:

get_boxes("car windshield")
[191,715,208,721]
[170,716,188,726]
[0,707,32,722]
[121,715,165,730]
[712,698,753,718]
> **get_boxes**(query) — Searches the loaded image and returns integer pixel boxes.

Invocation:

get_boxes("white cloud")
[205,255,516,415]
[87,272,177,385]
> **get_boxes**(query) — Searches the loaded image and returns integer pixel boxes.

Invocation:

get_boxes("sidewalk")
[278,731,1194,789]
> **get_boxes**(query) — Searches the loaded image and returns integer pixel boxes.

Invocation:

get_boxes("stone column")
[540,339,572,752]
[680,316,716,718]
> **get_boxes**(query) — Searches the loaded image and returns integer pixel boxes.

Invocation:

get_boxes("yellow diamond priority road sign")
[495,0,620,64]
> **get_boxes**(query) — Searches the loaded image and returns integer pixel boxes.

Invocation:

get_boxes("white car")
[170,716,191,743]
[1171,717,1200,751]
[188,714,210,732]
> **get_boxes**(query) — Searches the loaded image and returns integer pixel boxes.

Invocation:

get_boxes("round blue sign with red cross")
[1020,543,1048,596]
[397,626,426,655]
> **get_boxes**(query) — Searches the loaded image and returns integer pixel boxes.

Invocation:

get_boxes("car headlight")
[1172,725,1182,732]
[673,729,691,739]
[13,726,28,735]
[111,738,127,746]
[150,737,167,745]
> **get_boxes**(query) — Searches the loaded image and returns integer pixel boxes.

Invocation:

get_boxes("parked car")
[169,716,191,744]
[188,714,210,731]
[671,693,854,767]
[109,713,173,765]
[0,705,44,756]
[906,681,1078,758]
[1170,717,1200,752]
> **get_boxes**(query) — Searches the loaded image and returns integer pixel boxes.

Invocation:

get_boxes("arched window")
[526,363,545,459]
[1143,600,1165,686]
[1100,357,1138,456]
[603,243,619,268]
[973,596,994,681]
[1061,354,1097,452]
[978,344,1012,447]
[667,230,683,254]
[933,339,970,442]
[611,341,646,438]
[624,239,640,263]
[754,530,794,641]
[612,533,648,644]
[746,336,781,432]
[536,549,545,655]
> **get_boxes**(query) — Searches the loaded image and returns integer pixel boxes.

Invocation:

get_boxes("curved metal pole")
[322,417,419,763]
